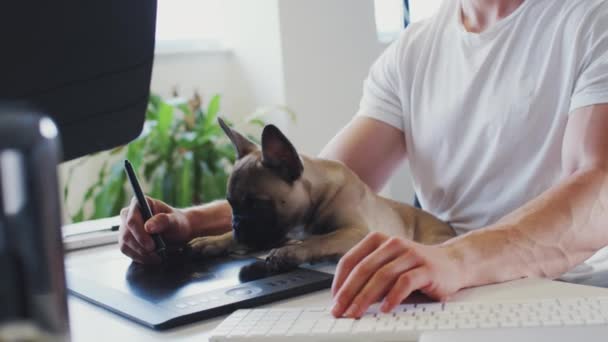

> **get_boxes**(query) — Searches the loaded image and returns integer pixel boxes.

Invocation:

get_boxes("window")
[374,0,405,43]
[410,0,443,22]
[155,0,226,54]
[374,0,443,43]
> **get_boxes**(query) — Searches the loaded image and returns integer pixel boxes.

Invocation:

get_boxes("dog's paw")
[265,245,308,272]
[187,236,231,258]
[238,261,270,282]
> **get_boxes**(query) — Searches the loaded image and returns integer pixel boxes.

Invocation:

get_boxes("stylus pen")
[124,159,167,261]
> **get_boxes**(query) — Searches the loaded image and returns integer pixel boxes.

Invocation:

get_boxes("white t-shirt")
[358,0,608,235]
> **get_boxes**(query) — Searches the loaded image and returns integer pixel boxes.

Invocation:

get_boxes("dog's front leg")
[265,226,367,271]
[187,231,236,258]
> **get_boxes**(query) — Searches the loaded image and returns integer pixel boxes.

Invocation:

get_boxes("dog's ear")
[261,124,303,182]
[218,117,257,159]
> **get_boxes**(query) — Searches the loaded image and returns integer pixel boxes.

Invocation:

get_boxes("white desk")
[67,245,608,342]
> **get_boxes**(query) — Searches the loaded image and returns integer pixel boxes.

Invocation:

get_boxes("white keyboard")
[210,297,608,341]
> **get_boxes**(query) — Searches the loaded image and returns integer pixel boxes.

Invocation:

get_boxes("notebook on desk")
[62,216,122,251]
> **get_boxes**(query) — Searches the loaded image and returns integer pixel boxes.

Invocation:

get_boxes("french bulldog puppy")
[188,118,456,272]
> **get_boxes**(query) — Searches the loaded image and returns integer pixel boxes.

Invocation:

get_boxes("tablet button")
[226,286,262,297]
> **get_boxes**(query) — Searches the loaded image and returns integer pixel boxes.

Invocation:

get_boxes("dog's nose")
[232,216,243,230]
[231,216,246,241]
[232,229,241,242]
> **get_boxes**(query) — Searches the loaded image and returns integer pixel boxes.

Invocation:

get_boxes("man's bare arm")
[446,104,608,286]
[320,117,407,192]
[184,200,233,236]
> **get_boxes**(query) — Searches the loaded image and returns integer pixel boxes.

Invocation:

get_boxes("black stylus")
[124,159,167,261]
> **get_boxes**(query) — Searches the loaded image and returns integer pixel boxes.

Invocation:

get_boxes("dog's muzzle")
[232,211,284,249]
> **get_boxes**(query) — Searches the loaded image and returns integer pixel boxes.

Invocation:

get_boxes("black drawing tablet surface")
[66,249,333,330]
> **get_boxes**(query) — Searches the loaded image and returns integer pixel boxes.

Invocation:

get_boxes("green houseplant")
[64,92,294,222]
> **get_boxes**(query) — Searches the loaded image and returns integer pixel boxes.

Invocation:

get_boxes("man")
[119,0,608,319]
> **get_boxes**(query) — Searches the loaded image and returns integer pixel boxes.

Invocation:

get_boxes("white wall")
[277,0,384,155]
[220,0,285,115]
[150,51,236,113]
[276,0,414,202]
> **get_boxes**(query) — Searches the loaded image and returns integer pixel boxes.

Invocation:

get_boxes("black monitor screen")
[0,1,157,160]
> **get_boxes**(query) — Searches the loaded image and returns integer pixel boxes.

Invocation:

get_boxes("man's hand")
[118,197,192,264]
[331,232,466,318]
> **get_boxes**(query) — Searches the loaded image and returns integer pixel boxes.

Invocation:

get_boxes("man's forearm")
[183,200,233,238]
[445,167,608,288]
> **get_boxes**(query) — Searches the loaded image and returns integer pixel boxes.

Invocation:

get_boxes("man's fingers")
[332,232,388,297]
[146,196,169,214]
[145,213,173,234]
[343,252,420,318]
[120,231,150,257]
[119,244,147,264]
[119,236,160,264]
[126,197,155,252]
[332,235,405,317]
[381,267,431,313]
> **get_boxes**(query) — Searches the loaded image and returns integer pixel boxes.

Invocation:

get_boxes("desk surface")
[67,245,608,342]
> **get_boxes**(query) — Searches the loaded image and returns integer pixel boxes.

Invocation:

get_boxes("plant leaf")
[157,102,174,156]
[203,94,221,129]
[150,165,165,200]
[127,138,146,171]
[91,162,125,219]
[248,118,266,128]
[201,171,228,203]
[147,93,162,120]
[245,105,297,124]
[71,208,84,223]
[176,151,194,207]
[143,156,164,181]
[148,93,163,109]
[162,167,176,206]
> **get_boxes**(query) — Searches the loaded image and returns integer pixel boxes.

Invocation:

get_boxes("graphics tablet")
[66,249,333,330]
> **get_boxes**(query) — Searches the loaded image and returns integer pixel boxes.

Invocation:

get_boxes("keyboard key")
[247,325,272,336]
[417,320,436,330]
[331,319,354,333]
[437,320,457,330]
[353,322,375,333]
[395,321,416,332]
[266,325,290,336]
[311,323,333,334]
[375,323,396,332]
[456,319,477,329]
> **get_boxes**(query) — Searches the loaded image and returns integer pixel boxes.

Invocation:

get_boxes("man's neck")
[460,0,525,33]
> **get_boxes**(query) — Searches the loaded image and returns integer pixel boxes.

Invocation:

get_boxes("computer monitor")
[0,1,157,339]
[0,0,157,160]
